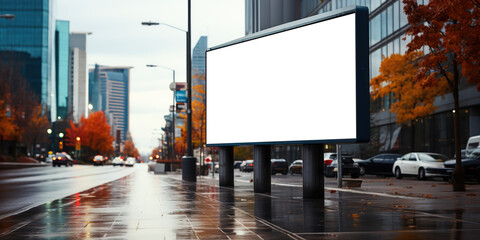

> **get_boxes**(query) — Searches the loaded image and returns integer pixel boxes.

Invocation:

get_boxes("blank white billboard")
[206,7,369,146]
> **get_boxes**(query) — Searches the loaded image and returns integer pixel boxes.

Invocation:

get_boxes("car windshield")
[418,153,449,162]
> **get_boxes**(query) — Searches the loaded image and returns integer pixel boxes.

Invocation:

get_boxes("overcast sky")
[56,0,245,155]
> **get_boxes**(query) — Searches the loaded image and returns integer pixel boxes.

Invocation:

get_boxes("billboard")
[206,6,369,146]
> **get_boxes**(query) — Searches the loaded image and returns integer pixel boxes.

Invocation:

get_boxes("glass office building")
[245,0,480,158]
[55,20,69,120]
[0,0,56,119]
[89,66,131,141]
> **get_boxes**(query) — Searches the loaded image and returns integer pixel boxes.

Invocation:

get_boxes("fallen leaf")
[432,184,437,187]
[387,183,394,186]
[250,179,253,183]
[351,213,359,218]
[393,192,398,195]
[426,194,431,198]
[330,190,337,194]
[467,193,476,197]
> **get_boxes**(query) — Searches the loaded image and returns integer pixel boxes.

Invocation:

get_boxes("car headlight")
[353,163,359,167]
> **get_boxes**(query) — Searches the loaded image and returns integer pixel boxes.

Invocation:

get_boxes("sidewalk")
[1,166,480,239]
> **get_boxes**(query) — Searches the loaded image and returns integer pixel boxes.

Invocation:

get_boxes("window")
[409,154,417,161]
[400,0,408,27]
[393,0,400,31]
[387,5,393,35]
[381,11,387,39]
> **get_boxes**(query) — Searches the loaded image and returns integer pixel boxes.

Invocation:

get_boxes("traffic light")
[59,141,63,150]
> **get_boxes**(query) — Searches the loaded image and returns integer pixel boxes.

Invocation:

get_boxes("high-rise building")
[68,32,90,122]
[89,66,131,141]
[0,0,56,120]
[192,36,207,76]
[245,0,480,158]
[55,20,69,120]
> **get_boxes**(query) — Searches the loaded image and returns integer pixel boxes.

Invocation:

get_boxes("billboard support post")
[219,146,234,187]
[254,145,271,193]
[303,144,324,199]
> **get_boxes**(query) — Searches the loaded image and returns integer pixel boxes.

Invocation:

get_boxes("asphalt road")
[0,164,135,220]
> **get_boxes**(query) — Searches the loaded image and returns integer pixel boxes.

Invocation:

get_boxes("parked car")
[324,153,337,166]
[125,157,135,167]
[52,152,74,167]
[234,161,242,169]
[271,159,288,175]
[392,152,450,180]
[466,135,480,157]
[356,153,402,176]
[112,157,124,166]
[445,148,480,183]
[289,159,303,175]
[93,155,105,166]
[46,154,55,164]
[241,160,254,172]
[325,156,360,178]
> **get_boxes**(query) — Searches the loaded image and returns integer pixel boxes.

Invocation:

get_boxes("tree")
[403,0,480,191]
[65,111,114,160]
[123,139,139,158]
[371,51,449,124]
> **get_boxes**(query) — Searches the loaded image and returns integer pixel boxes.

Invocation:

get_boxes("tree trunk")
[451,59,465,191]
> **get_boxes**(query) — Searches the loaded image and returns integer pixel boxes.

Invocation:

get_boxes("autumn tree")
[403,0,480,191]
[65,111,114,160]
[123,139,139,158]
[371,52,449,123]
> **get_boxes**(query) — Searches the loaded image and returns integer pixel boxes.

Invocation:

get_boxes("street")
[1,165,480,239]
[0,165,134,220]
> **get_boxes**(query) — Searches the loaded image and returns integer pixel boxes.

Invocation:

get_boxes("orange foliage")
[404,0,480,90]
[123,139,139,158]
[370,52,449,124]
[65,111,114,156]
[0,100,18,141]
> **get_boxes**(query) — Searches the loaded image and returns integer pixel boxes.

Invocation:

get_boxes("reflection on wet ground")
[1,166,480,239]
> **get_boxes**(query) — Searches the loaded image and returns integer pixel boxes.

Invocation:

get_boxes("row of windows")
[370,0,408,47]
[0,10,49,28]
[0,0,49,10]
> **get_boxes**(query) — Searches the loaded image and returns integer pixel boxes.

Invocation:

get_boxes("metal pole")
[186,0,192,156]
[182,0,196,182]
[171,70,175,170]
[337,144,343,188]
[303,144,324,199]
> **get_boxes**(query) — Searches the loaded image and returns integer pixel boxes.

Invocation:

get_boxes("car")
[356,153,402,176]
[112,157,124,166]
[466,135,480,157]
[234,161,242,169]
[45,154,55,164]
[289,159,303,175]
[125,157,135,167]
[93,155,105,166]
[325,156,360,178]
[324,152,337,166]
[242,160,254,172]
[445,148,480,183]
[271,159,288,175]
[52,152,74,167]
[392,152,451,180]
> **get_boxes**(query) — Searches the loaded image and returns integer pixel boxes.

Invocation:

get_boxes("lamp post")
[0,14,14,20]
[146,64,176,170]
[142,0,196,182]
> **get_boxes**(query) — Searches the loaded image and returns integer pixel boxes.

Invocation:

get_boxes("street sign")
[175,127,182,138]
[169,82,187,91]
[175,90,187,103]
[176,102,186,112]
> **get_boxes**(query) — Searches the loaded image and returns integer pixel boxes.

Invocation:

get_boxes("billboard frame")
[205,6,369,147]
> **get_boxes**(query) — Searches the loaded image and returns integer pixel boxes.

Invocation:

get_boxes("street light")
[142,1,195,182]
[146,64,176,169]
[0,14,14,20]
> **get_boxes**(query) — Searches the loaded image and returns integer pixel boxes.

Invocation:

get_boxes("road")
[0,165,134,220]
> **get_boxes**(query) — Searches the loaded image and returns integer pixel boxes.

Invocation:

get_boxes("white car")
[125,157,135,167]
[112,157,124,166]
[392,152,451,180]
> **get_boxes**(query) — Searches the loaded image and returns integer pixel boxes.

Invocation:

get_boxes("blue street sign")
[175,90,187,103]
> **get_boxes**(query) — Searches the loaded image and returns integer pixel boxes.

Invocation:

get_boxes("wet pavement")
[1,165,480,239]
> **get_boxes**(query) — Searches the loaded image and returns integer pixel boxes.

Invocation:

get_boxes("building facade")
[0,0,56,120]
[55,20,69,120]
[68,32,90,122]
[245,0,480,159]
[89,66,131,142]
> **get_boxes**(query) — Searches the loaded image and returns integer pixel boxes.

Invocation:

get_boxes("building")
[89,65,131,142]
[55,20,69,120]
[68,32,91,122]
[245,0,480,159]
[0,0,56,120]
[192,36,207,100]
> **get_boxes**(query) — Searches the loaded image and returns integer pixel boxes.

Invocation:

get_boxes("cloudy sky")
[56,0,245,155]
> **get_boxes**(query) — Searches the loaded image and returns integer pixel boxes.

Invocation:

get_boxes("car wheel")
[395,167,402,179]
[359,166,366,176]
[418,168,426,180]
